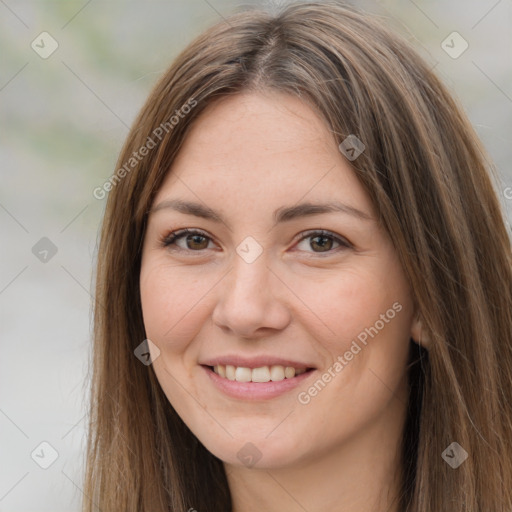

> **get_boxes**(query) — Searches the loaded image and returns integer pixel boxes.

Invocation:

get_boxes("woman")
[83,2,512,511]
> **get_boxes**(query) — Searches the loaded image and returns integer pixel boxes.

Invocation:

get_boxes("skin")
[139,91,425,512]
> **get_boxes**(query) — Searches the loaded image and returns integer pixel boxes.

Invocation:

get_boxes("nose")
[211,253,291,339]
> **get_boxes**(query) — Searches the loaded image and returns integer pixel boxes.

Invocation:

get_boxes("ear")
[410,315,430,350]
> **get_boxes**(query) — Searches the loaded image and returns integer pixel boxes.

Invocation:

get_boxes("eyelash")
[159,228,352,256]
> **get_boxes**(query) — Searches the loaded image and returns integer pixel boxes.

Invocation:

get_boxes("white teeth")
[252,366,271,383]
[284,366,296,379]
[269,365,285,381]
[212,364,308,383]
[235,366,252,382]
[225,365,236,381]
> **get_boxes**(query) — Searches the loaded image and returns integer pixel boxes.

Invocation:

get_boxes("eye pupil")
[188,234,208,250]
[311,235,333,252]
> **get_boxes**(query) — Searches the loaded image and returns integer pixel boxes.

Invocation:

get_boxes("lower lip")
[202,365,315,400]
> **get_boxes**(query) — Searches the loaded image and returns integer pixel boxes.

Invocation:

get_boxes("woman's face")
[140,91,419,469]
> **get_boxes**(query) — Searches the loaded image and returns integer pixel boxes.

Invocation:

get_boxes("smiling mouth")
[207,364,315,383]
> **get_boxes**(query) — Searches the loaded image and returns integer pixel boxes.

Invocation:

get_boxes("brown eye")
[295,230,351,254]
[186,233,209,250]
[161,229,213,251]
[310,234,335,252]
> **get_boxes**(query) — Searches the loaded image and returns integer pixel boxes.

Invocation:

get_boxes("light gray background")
[1,1,511,511]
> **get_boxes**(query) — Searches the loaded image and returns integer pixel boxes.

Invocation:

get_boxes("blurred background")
[1,0,511,510]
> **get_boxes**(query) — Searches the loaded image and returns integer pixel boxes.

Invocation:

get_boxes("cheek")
[290,271,412,449]
[139,261,213,353]
[292,263,408,356]
[303,261,413,403]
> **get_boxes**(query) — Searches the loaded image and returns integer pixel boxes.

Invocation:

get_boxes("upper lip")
[200,355,315,370]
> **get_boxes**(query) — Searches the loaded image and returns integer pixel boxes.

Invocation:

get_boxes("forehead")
[152,92,375,219]
[173,91,334,167]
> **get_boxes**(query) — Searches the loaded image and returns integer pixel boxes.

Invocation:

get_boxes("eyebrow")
[149,198,373,227]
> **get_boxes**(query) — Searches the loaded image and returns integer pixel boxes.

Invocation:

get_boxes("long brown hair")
[83,2,512,511]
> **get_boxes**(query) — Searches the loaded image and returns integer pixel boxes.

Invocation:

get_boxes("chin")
[196,428,308,469]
